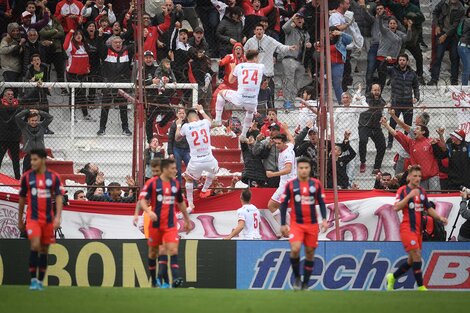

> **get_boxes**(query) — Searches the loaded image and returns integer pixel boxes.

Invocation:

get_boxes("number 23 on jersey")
[191,129,209,146]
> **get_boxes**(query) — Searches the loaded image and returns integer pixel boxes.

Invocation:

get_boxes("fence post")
[71,87,75,140]
[192,86,198,108]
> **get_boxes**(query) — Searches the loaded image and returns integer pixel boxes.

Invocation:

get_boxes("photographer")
[459,188,470,242]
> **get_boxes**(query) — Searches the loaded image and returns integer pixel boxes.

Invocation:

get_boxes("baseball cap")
[450,129,466,142]
[179,28,189,34]
[143,50,154,57]
[193,26,204,33]
[296,12,305,18]
[22,11,33,18]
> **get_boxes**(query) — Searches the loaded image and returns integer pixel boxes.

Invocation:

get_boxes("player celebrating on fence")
[139,159,191,288]
[266,124,296,235]
[18,149,64,291]
[175,105,219,210]
[213,50,265,139]
[386,165,448,291]
[280,157,328,290]
[224,189,261,240]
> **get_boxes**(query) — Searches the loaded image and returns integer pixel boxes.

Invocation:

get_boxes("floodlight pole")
[135,0,145,188]
[322,0,341,240]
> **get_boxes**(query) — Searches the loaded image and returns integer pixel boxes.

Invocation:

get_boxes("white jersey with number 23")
[180,119,214,162]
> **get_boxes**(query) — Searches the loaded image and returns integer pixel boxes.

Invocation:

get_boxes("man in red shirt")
[139,159,191,288]
[280,157,328,290]
[386,165,447,291]
[381,117,443,190]
[18,149,64,291]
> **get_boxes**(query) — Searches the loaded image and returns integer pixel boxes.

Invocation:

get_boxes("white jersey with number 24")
[232,62,265,105]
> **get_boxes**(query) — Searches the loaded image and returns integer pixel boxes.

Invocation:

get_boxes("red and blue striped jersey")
[19,169,64,224]
[280,178,327,225]
[139,177,184,229]
[395,185,431,233]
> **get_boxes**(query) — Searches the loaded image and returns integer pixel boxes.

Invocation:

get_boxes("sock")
[241,111,254,137]
[412,262,423,287]
[170,255,180,279]
[303,260,314,285]
[29,250,39,280]
[148,258,157,285]
[185,182,194,206]
[393,262,411,279]
[202,173,214,192]
[158,255,169,284]
[38,254,48,282]
[290,257,300,278]
[215,94,225,122]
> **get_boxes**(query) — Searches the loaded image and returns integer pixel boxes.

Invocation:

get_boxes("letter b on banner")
[424,252,470,289]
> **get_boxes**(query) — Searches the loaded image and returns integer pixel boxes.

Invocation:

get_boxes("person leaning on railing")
[86,174,136,203]
[459,188,470,242]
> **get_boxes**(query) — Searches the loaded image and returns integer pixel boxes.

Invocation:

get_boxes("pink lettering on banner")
[451,91,470,111]
[79,227,104,239]
[424,252,470,289]
[0,204,20,238]
[197,215,230,238]
[433,201,453,219]
[326,223,368,241]
[459,122,470,134]
[373,204,401,241]
[259,218,278,240]
[326,203,359,228]
[177,219,196,233]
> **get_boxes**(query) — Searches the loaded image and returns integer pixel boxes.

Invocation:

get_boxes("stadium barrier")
[0,190,464,241]
[1,239,469,290]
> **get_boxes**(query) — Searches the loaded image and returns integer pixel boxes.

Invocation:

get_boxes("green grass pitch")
[0,286,469,313]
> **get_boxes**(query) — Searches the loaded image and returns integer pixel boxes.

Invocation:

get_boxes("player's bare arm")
[281,122,294,144]
[224,220,245,240]
[174,118,184,141]
[427,207,448,225]
[279,185,290,237]
[177,201,191,233]
[196,104,212,123]
[54,194,63,230]
[133,202,142,226]
[18,196,26,232]
[140,199,157,221]
[228,62,237,84]
[388,108,411,133]
[266,163,292,178]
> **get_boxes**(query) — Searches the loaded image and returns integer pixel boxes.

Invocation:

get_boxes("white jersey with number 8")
[180,119,213,162]
[237,204,261,240]
[232,62,265,105]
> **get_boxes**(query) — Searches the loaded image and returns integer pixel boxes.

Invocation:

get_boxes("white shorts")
[221,90,257,112]
[271,181,287,204]
[185,157,219,180]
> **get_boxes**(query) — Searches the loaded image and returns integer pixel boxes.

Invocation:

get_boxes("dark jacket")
[459,17,470,45]
[433,0,465,38]
[143,63,158,86]
[86,190,136,203]
[23,63,50,105]
[0,102,21,142]
[294,126,318,177]
[188,37,209,52]
[216,16,244,52]
[459,200,470,239]
[22,40,41,76]
[241,139,267,184]
[444,139,470,187]
[38,18,65,55]
[383,0,425,26]
[389,65,420,104]
[298,2,321,41]
[85,33,101,75]
[15,109,53,153]
[350,0,376,37]
[144,148,164,169]
[98,38,134,82]
[167,121,190,155]
[327,141,356,189]
[359,96,386,129]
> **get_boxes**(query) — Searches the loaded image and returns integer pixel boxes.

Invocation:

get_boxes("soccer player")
[386,165,448,291]
[224,189,261,240]
[266,124,296,235]
[175,105,219,209]
[17,148,64,290]
[213,50,265,139]
[139,159,191,288]
[280,157,328,290]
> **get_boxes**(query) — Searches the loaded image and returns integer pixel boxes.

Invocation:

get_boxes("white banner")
[0,195,464,241]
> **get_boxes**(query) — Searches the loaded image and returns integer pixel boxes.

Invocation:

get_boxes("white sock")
[215,93,225,122]
[202,174,214,192]
[242,111,254,137]
[185,182,194,205]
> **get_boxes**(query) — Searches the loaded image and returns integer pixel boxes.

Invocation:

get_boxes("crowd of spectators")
[0,0,469,195]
